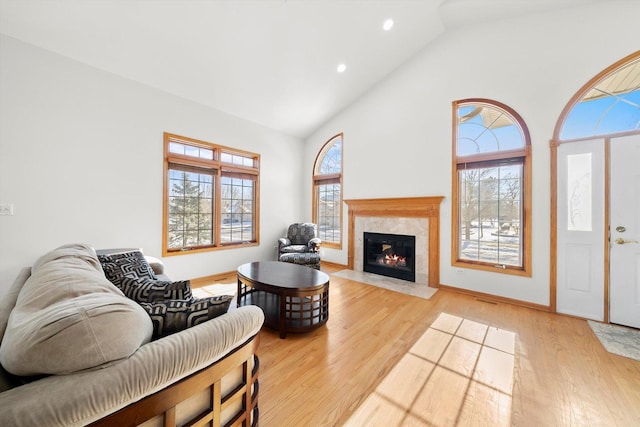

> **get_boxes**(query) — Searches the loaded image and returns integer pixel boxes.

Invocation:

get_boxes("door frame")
[550,137,611,321]
[550,50,640,322]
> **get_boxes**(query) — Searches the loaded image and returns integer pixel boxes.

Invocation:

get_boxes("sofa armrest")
[309,238,322,252]
[0,306,265,427]
[278,238,291,247]
[0,267,30,339]
[144,256,165,276]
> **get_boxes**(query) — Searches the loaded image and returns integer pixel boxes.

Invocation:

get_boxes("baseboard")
[191,270,237,288]
[320,260,348,270]
[438,283,551,313]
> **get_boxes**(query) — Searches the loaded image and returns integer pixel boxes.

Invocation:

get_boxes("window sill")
[164,241,259,257]
[452,260,531,277]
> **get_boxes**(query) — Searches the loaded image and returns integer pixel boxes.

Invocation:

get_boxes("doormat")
[587,320,640,362]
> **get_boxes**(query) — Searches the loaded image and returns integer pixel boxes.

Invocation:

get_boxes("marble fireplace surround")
[344,197,444,287]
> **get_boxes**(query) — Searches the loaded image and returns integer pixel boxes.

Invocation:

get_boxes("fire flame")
[379,253,406,267]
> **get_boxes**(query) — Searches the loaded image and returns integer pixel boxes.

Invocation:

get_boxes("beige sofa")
[0,244,264,426]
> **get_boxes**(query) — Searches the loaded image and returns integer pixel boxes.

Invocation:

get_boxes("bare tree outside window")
[168,169,214,249]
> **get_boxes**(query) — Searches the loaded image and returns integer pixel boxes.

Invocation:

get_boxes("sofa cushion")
[140,295,234,339]
[120,277,192,303]
[98,250,157,289]
[280,244,310,253]
[0,243,153,376]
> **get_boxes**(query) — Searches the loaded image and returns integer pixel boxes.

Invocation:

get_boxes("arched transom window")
[560,55,640,140]
[313,133,343,247]
[452,99,531,276]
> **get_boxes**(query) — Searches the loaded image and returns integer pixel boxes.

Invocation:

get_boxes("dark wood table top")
[237,261,329,293]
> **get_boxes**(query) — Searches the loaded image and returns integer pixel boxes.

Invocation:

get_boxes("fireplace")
[345,197,443,286]
[363,232,416,282]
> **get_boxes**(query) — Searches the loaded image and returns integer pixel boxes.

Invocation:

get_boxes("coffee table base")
[238,284,329,339]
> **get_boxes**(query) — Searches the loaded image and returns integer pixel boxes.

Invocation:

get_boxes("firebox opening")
[363,232,416,282]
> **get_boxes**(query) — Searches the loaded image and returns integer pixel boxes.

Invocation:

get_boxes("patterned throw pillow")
[98,251,157,289]
[140,296,234,339]
[120,277,192,303]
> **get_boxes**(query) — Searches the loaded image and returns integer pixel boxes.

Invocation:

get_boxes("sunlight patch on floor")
[344,312,516,426]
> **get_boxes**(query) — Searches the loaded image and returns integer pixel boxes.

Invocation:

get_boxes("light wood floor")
[210,265,640,426]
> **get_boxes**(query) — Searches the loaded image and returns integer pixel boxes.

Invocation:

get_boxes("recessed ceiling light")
[383,19,394,31]
[337,63,347,73]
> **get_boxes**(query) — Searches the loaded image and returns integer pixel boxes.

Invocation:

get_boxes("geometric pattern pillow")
[139,295,234,339]
[97,250,157,289]
[120,277,192,303]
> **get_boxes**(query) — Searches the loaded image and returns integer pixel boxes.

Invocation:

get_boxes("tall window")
[452,100,531,276]
[313,133,343,248]
[163,133,259,255]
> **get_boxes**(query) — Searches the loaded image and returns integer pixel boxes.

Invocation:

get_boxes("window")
[560,55,640,140]
[163,133,259,255]
[452,100,531,276]
[313,133,343,248]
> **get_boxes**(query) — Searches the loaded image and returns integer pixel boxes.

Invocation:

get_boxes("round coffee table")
[237,261,329,338]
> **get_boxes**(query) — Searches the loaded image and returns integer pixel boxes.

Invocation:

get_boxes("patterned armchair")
[278,223,321,257]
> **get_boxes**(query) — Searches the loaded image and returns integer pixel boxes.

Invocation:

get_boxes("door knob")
[615,238,639,244]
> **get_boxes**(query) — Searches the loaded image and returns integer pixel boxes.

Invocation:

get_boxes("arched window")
[313,133,343,248]
[559,54,640,140]
[452,99,531,276]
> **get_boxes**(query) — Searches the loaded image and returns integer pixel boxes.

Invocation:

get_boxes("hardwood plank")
[376,353,435,409]
[458,381,512,427]
[473,346,514,394]
[410,327,453,363]
[412,366,470,426]
[439,336,482,377]
[456,318,488,344]
[202,264,640,426]
[484,326,516,354]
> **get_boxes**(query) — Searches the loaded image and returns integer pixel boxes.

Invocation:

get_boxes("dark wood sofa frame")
[89,334,260,427]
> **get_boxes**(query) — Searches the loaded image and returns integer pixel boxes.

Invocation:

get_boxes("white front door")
[610,134,640,328]
[557,139,605,320]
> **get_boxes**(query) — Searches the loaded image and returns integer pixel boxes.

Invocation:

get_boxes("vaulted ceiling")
[0,0,606,139]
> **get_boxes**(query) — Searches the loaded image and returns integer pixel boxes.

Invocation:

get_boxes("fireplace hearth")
[363,232,416,282]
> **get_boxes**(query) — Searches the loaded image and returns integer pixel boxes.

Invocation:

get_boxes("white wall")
[304,1,640,306]
[0,35,303,293]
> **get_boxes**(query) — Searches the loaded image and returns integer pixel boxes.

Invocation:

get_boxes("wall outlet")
[0,204,14,215]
